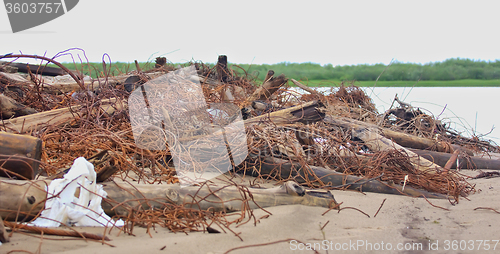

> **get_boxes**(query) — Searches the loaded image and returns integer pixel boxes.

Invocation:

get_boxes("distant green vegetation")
[235,58,500,82]
[298,79,500,87]
[55,58,500,86]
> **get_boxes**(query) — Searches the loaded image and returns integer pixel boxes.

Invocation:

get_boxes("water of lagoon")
[312,87,500,143]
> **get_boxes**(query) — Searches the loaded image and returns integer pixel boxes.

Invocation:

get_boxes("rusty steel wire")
[0,51,496,244]
[0,53,274,244]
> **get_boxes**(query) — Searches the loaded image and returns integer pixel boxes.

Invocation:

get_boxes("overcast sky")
[1,0,499,65]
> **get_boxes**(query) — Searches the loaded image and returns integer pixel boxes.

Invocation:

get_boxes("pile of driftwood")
[0,53,499,242]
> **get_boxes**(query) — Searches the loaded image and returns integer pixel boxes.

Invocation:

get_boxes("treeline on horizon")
[234,58,500,81]
[53,58,500,82]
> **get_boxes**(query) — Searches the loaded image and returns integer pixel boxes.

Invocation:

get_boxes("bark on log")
[0,132,42,179]
[0,98,123,134]
[0,178,337,220]
[324,115,471,154]
[248,157,445,199]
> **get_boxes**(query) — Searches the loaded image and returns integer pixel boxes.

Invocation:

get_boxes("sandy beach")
[2,169,498,254]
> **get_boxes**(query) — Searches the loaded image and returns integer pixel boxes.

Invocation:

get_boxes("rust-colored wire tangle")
[0,52,491,242]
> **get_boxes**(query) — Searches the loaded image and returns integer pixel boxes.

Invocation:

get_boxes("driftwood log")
[102,180,337,216]
[1,66,165,94]
[245,100,325,126]
[352,128,444,174]
[187,101,325,143]
[0,72,31,86]
[0,98,123,134]
[324,115,469,154]
[0,64,18,73]
[248,157,445,199]
[290,79,322,96]
[155,57,167,68]
[243,70,288,107]
[29,72,164,94]
[0,61,75,77]
[0,177,338,220]
[0,94,37,119]
[216,55,230,82]
[410,148,500,170]
[0,71,86,94]
[0,132,42,179]
[0,178,47,220]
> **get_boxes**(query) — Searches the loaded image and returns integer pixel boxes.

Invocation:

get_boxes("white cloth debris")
[32,157,123,227]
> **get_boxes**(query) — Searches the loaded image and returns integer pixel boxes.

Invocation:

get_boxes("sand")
[2,170,499,254]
